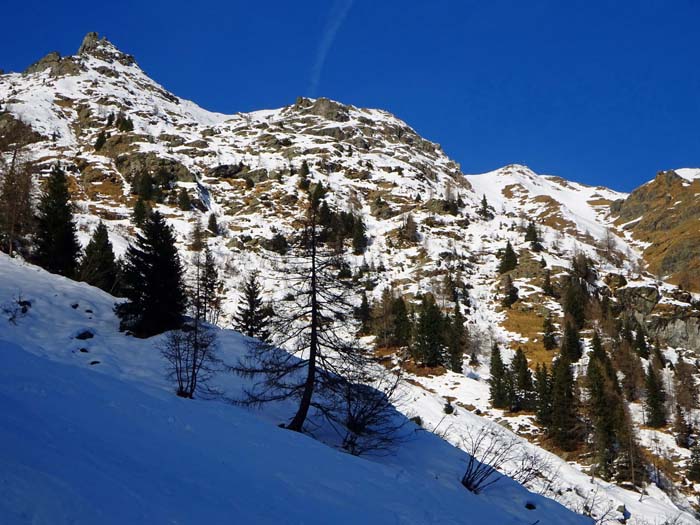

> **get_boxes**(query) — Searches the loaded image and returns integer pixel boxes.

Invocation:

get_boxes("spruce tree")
[525,221,543,251]
[674,405,692,448]
[94,130,107,151]
[446,306,468,373]
[498,241,518,273]
[478,194,493,220]
[634,329,649,359]
[550,355,580,451]
[688,444,700,482]
[352,216,367,255]
[356,292,370,333]
[132,198,148,226]
[502,274,519,308]
[234,272,271,342]
[79,221,119,293]
[207,213,219,236]
[542,315,557,350]
[510,347,534,411]
[392,296,412,347]
[644,363,667,428]
[562,277,586,329]
[535,363,553,427]
[560,322,583,362]
[412,295,443,367]
[489,344,511,409]
[542,269,556,297]
[177,188,191,211]
[117,211,186,337]
[34,165,80,277]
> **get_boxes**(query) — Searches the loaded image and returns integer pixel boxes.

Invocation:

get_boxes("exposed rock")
[614,286,660,317]
[604,273,627,291]
[0,113,44,148]
[23,52,82,77]
[115,152,193,183]
[647,313,700,351]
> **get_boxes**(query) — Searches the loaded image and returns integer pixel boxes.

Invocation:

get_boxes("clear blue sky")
[2,1,698,191]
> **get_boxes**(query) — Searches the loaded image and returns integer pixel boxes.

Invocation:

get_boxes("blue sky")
[2,1,698,191]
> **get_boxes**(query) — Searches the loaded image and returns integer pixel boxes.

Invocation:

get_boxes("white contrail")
[309,0,354,97]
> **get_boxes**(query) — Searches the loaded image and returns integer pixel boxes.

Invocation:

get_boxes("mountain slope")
[0,253,586,525]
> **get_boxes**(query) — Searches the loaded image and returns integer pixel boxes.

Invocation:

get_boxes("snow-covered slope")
[3,32,700,524]
[0,253,586,525]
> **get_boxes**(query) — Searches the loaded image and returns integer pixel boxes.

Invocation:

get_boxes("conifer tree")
[117,211,186,337]
[688,444,700,482]
[392,295,412,348]
[190,219,205,252]
[498,241,518,273]
[542,269,556,297]
[550,355,580,450]
[644,363,667,428]
[446,306,468,373]
[207,213,219,236]
[502,274,519,308]
[478,194,493,220]
[79,221,119,293]
[525,221,543,251]
[560,322,583,362]
[534,363,553,427]
[674,405,692,448]
[196,245,222,325]
[177,188,191,211]
[352,216,367,255]
[510,347,534,411]
[34,165,80,277]
[234,272,271,342]
[356,292,370,333]
[372,288,395,348]
[542,315,558,350]
[634,329,649,359]
[489,344,511,409]
[562,277,586,329]
[412,295,443,367]
[94,130,107,151]
[132,198,149,226]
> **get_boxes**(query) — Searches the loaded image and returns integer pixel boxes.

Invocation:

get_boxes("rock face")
[613,169,700,291]
[78,32,100,55]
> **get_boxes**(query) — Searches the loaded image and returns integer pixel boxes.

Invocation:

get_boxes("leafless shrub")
[160,322,219,399]
[461,426,554,495]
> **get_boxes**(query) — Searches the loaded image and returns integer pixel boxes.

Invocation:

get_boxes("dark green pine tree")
[542,315,558,350]
[562,277,586,329]
[498,241,518,274]
[34,165,81,277]
[446,306,468,373]
[79,221,119,293]
[177,188,191,211]
[510,347,535,411]
[94,130,107,151]
[688,443,700,482]
[524,221,543,251]
[478,194,493,220]
[586,331,623,479]
[489,343,511,409]
[674,405,692,448]
[392,296,412,347]
[412,295,444,367]
[550,355,580,451]
[534,363,553,427]
[560,322,583,362]
[207,213,220,236]
[542,269,556,297]
[132,198,149,227]
[502,274,519,308]
[644,362,667,428]
[233,272,272,342]
[356,292,371,333]
[352,216,368,255]
[634,329,650,359]
[117,211,186,337]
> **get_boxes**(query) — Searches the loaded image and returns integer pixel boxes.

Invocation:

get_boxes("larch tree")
[0,148,33,256]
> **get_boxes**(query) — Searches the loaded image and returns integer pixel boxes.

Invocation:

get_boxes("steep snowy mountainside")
[0,253,588,525]
[3,32,700,524]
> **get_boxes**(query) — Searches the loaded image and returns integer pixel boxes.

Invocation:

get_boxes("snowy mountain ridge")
[2,32,700,524]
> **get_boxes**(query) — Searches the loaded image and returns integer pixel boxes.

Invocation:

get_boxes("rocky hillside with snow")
[2,32,700,524]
